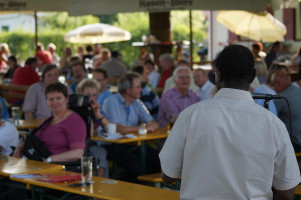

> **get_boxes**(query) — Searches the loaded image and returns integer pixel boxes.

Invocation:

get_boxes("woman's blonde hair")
[76,78,100,95]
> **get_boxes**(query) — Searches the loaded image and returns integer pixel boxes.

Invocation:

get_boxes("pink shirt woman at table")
[14,82,86,163]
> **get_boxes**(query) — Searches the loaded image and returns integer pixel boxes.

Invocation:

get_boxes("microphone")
[251,93,282,100]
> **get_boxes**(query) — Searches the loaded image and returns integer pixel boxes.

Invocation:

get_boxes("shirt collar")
[201,80,212,91]
[116,93,126,104]
[172,87,192,98]
[214,88,253,102]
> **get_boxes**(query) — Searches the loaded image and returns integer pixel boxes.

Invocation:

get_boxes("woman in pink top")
[14,82,86,163]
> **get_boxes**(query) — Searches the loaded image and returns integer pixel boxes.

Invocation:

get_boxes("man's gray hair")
[173,66,192,77]
[159,53,174,62]
[118,72,141,94]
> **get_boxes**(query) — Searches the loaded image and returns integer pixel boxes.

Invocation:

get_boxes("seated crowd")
[1,42,301,198]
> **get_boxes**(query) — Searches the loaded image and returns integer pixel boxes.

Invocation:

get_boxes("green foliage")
[0,31,35,60]
[0,11,208,66]
[39,12,99,32]
[97,14,118,24]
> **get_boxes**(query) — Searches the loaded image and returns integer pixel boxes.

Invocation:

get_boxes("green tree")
[39,12,99,32]
[0,11,208,66]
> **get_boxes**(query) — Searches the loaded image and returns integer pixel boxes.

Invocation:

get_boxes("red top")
[36,50,52,65]
[157,67,173,88]
[12,66,40,86]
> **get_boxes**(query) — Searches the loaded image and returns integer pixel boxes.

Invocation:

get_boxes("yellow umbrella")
[216,10,287,42]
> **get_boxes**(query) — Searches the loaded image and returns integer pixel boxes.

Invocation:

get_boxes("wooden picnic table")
[91,128,169,174]
[10,170,180,200]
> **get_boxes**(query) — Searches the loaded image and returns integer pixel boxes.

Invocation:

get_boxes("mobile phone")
[68,182,91,187]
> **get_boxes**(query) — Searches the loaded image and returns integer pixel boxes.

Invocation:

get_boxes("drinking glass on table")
[11,106,20,126]
[167,114,177,132]
[81,156,93,184]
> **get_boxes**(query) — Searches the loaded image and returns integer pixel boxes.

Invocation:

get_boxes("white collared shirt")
[160,88,301,200]
[197,80,213,100]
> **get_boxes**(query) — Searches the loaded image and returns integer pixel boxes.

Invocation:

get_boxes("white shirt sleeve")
[272,121,301,190]
[159,110,190,178]
[0,121,19,156]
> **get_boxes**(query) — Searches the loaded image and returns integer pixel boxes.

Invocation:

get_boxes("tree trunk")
[149,12,173,69]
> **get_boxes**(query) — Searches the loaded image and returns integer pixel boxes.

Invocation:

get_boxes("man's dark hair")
[111,51,120,58]
[93,68,108,79]
[131,65,144,75]
[70,61,86,77]
[144,59,154,66]
[272,41,281,49]
[45,82,68,98]
[86,45,93,52]
[25,57,38,66]
[177,59,189,66]
[252,43,260,51]
[42,64,59,82]
[215,45,255,83]
[8,55,17,63]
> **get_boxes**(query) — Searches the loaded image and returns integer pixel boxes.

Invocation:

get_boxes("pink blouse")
[36,112,86,155]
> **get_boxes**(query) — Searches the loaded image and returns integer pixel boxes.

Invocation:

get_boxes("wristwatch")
[46,157,52,163]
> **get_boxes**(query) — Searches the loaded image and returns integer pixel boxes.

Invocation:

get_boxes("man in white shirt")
[159,45,300,200]
[193,68,213,100]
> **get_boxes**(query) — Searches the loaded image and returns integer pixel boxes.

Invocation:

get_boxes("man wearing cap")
[160,45,300,199]
[47,43,60,66]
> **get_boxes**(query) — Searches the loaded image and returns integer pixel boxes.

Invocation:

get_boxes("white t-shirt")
[160,88,301,200]
[0,121,19,156]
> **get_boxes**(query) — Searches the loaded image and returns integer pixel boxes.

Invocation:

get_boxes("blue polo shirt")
[97,89,113,107]
[103,93,153,126]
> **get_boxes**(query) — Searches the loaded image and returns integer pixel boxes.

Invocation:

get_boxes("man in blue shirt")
[103,72,160,182]
[103,72,158,133]
[272,64,301,153]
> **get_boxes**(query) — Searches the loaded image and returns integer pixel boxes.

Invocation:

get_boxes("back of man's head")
[111,51,121,59]
[272,41,280,49]
[215,45,255,85]
[25,57,38,66]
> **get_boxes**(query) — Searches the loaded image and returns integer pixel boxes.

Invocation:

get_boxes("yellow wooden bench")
[295,185,301,196]
[138,173,163,183]
[0,84,29,106]
[138,173,181,190]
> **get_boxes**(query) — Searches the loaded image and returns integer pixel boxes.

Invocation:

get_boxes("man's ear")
[215,68,222,83]
[125,87,130,94]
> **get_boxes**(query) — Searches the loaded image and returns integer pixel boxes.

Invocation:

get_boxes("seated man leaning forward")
[158,66,200,128]
[103,72,158,133]
[159,45,301,200]
[23,64,72,120]
[103,72,160,181]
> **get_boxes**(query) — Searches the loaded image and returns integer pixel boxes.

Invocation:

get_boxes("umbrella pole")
[189,10,193,68]
[34,11,38,55]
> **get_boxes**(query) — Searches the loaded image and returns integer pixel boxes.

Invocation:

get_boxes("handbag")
[22,118,52,161]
